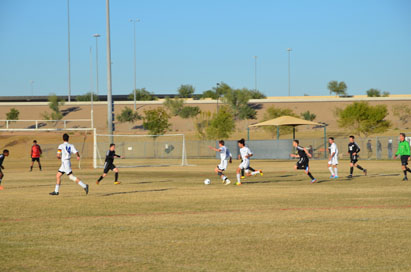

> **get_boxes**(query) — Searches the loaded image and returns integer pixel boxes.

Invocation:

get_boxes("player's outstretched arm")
[304,148,312,158]
[208,146,220,152]
[76,152,80,161]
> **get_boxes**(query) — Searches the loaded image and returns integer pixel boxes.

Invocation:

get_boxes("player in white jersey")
[328,137,339,179]
[236,139,262,186]
[49,133,89,195]
[208,140,232,185]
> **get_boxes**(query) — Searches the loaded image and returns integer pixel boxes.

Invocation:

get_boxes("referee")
[97,144,124,185]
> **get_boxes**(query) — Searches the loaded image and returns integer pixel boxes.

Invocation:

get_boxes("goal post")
[94,133,188,168]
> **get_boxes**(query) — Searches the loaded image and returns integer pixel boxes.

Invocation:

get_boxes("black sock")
[115,172,119,182]
[98,176,104,182]
[248,167,255,172]
[350,167,353,175]
[241,169,244,176]
[30,166,33,171]
[357,165,364,171]
[404,170,407,177]
[407,167,411,173]
[307,172,315,180]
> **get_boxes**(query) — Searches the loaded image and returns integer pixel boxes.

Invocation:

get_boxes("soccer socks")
[406,167,411,173]
[98,176,104,182]
[357,165,364,171]
[334,168,338,177]
[307,172,315,180]
[241,169,245,177]
[350,167,354,175]
[0,178,2,185]
[30,166,33,171]
[251,171,260,176]
[236,173,241,183]
[328,167,334,176]
[78,181,87,189]
[54,184,60,193]
[115,172,119,182]
[39,165,42,171]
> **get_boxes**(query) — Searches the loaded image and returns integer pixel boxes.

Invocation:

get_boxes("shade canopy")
[249,115,321,127]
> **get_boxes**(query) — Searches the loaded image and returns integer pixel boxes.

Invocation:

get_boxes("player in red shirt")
[30,140,42,171]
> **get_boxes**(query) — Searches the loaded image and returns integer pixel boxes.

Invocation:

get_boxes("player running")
[208,140,232,185]
[49,133,89,196]
[347,136,367,178]
[236,139,262,186]
[0,149,10,190]
[97,144,123,185]
[30,140,42,171]
[393,133,411,181]
[328,137,339,179]
[290,140,317,183]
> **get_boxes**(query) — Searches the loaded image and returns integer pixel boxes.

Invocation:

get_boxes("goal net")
[94,134,188,168]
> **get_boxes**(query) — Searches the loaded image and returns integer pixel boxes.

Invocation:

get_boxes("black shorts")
[104,163,116,174]
[296,157,309,170]
[350,154,358,164]
[401,155,410,166]
[32,157,40,162]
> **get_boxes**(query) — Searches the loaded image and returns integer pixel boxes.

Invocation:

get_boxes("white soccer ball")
[204,179,211,185]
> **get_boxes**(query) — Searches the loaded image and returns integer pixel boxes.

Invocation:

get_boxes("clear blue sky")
[0,0,410,97]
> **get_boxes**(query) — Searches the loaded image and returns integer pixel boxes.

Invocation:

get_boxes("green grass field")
[1,159,411,271]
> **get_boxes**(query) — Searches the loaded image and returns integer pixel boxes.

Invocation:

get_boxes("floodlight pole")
[93,34,101,96]
[287,48,292,96]
[130,19,140,110]
[67,0,71,102]
[89,46,94,129]
[106,0,113,142]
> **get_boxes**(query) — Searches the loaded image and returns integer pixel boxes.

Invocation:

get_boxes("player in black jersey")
[96,144,124,185]
[347,136,367,178]
[290,140,317,183]
[0,149,10,190]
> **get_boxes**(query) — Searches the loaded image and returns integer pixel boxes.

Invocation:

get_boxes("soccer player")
[49,133,89,196]
[347,136,367,178]
[290,140,317,183]
[236,139,262,186]
[30,140,42,171]
[328,137,339,179]
[393,133,411,181]
[97,144,123,185]
[0,149,10,190]
[208,140,232,185]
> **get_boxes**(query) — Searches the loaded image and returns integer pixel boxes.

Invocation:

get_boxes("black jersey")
[296,146,308,159]
[0,154,5,167]
[348,142,361,154]
[105,150,120,165]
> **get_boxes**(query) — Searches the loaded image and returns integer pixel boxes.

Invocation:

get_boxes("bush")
[300,110,316,121]
[248,90,266,99]
[262,106,297,138]
[116,107,140,123]
[366,89,381,97]
[6,108,19,121]
[206,106,235,139]
[179,106,201,119]
[42,94,64,121]
[76,92,99,101]
[128,88,157,101]
[178,84,195,98]
[142,108,170,135]
[163,97,184,116]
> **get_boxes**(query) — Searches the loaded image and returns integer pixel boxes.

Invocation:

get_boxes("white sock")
[328,167,334,176]
[334,168,338,176]
[251,171,260,176]
[55,184,60,192]
[221,175,226,181]
[236,174,241,183]
[78,181,87,189]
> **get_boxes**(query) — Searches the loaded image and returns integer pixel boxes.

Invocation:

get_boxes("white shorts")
[218,160,228,171]
[239,159,250,170]
[59,160,72,174]
[328,157,338,165]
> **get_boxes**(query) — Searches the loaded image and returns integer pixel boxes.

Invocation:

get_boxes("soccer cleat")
[241,176,245,179]
[330,175,335,179]
[403,177,408,181]
[334,176,339,179]
[96,180,100,185]
[347,175,353,178]
[259,170,263,176]
[84,184,89,195]
[224,179,231,185]
[311,178,317,183]
[49,191,59,195]
[0,186,4,190]
[235,182,242,186]
[364,169,367,176]
[114,181,121,185]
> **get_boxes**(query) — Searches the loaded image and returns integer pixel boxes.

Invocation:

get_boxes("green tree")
[128,88,157,101]
[116,107,141,124]
[366,88,381,97]
[223,87,256,120]
[337,102,391,136]
[206,106,235,139]
[194,111,212,140]
[76,92,99,101]
[248,89,266,99]
[142,108,170,135]
[179,106,201,119]
[300,110,316,121]
[392,104,411,126]
[163,97,184,116]
[262,106,297,138]
[42,94,64,121]
[201,90,219,99]
[382,91,390,97]
[6,108,19,121]
[327,81,347,96]
[178,84,195,98]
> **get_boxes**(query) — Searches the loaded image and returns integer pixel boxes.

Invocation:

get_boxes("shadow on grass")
[102,188,172,197]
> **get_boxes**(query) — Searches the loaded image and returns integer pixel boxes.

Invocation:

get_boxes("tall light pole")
[287,48,292,96]
[106,0,113,139]
[93,34,101,95]
[89,46,94,128]
[254,56,257,91]
[129,19,140,110]
[67,0,71,102]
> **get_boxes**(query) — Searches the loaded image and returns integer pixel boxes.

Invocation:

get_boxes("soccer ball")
[204,179,211,185]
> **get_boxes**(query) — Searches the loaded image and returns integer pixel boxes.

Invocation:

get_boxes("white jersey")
[219,146,231,162]
[57,142,78,161]
[328,142,339,165]
[240,146,253,161]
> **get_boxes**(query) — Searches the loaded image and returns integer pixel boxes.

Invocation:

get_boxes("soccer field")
[1,159,411,271]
